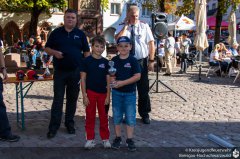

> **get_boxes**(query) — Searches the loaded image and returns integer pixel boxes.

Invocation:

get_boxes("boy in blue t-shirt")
[80,36,111,149]
[111,36,141,151]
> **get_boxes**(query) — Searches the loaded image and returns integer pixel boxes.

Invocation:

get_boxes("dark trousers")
[0,78,11,137]
[180,53,189,72]
[48,68,80,132]
[137,58,151,118]
[209,61,228,73]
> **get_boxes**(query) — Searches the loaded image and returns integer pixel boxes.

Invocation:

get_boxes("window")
[142,5,151,17]
[111,3,120,15]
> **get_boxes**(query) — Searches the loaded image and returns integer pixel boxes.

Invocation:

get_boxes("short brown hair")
[65,8,77,17]
[91,36,106,47]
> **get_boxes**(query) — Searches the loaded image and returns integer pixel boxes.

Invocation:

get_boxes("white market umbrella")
[194,0,209,80]
[228,8,237,46]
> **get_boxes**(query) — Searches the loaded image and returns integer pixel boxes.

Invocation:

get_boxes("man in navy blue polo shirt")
[45,9,90,138]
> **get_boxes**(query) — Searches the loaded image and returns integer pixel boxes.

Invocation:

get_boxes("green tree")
[101,0,109,12]
[0,0,66,37]
[158,0,178,12]
[131,0,177,13]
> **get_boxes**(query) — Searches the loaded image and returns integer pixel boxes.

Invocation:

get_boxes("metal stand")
[150,39,187,102]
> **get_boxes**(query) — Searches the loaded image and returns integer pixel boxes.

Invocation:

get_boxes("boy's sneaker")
[126,138,136,152]
[112,137,122,150]
[103,139,111,148]
[84,140,96,149]
[0,134,20,142]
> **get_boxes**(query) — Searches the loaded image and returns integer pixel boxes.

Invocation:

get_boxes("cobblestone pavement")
[1,65,240,159]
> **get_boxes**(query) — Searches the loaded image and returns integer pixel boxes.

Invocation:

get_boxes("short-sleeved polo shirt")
[45,26,90,70]
[112,55,141,92]
[81,55,109,93]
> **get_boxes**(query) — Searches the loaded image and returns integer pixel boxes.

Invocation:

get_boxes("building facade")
[0,11,64,46]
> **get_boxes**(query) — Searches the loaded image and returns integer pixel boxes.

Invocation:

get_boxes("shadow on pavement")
[1,109,239,159]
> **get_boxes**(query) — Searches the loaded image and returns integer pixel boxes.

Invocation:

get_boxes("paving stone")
[1,67,240,157]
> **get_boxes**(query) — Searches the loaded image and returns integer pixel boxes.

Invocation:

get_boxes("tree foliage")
[175,0,194,16]
[124,0,177,13]
[101,0,109,12]
[0,0,66,37]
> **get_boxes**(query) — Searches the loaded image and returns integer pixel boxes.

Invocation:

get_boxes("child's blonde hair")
[214,44,220,50]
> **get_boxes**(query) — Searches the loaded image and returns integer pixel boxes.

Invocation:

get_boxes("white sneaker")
[103,139,111,148]
[84,140,96,149]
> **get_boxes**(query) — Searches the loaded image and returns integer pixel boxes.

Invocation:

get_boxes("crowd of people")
[8,35,52,69]
[157,32,193,75]
[209,42,240,76]
[1,5,240,152]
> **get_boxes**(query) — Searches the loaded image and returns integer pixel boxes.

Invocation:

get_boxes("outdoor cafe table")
[6,76,53,130]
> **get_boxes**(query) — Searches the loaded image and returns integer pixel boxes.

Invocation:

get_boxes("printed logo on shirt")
[74,35,79,39]
[99,64,105,68]
[124,63,131,68]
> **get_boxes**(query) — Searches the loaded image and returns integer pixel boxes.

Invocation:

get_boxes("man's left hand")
[148,62,155,71]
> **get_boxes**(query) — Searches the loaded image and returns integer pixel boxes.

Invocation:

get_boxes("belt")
[138,57,148,62]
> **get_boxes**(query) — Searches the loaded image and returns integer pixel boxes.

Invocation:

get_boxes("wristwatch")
[149,60,155,62]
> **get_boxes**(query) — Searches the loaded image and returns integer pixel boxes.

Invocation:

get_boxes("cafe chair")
[233,70,240,83]
[206,62,222,77]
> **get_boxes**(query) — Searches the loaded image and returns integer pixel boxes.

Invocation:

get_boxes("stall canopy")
[207,16,228,30]
[168,15,196,31]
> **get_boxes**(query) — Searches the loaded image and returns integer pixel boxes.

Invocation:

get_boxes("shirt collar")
[61,26,78,33]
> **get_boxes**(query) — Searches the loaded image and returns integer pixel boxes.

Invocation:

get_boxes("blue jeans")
[0,78,11,137]
[180,53,189,72]
[209,61,228,73]
[48,68,80,132]
[112,89,136,126]
[31,49,41,65]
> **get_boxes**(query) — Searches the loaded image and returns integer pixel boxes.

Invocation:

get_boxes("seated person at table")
[209,44,229,75]
[41,40,52,67]
[25,37,35,67]
[227,43,240,74]
[219,42,231,58]
[229,42,239,57]
[31,36,43,67]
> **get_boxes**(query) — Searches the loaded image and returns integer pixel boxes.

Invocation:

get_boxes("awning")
[237,22,240,30]
[168,15,196,31]
[207,16,228,30]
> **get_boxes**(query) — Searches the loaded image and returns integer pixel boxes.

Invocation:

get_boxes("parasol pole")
[198,49,202,81]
